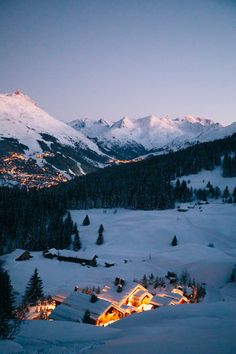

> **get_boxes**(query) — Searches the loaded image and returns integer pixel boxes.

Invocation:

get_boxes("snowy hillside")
[69,115,236,159]
[174,166,236,194]
[1,202,236,353]
[0,91,105,156]
[0,91,109,186]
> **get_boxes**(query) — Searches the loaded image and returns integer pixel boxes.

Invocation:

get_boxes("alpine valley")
[1,90,236,188]
[1,92,236,354]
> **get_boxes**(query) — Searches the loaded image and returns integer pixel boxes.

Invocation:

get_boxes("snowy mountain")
[69,115,236,159]
[1,91,235,188]
[0,91,109,187]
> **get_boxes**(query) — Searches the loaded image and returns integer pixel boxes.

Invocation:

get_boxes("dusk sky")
[0,0,236,124]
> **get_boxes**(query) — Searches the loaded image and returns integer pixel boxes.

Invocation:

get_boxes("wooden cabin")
[15,250,32,261]
[57,254,98,267]
[42,248,98,267]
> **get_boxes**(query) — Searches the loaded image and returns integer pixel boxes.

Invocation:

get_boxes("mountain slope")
[69,115,236,159]
[0,91,109,187]
[58,133,236,210]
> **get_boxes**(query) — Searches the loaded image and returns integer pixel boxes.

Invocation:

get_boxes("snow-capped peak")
[0,91,106,158]
[97,118,110,126]
[183,115,222,127]
[6,90,38,106]
[111,116,135,129]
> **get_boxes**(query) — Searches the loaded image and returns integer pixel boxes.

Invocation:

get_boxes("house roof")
[151,295,173,306]
[132,289,151,299]
[98,283,152,305]
[50,292,111,322]
[48,248,95,259]
[156,290,183,301]
[51,294,67,303]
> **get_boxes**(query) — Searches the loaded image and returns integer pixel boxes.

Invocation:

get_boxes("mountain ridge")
[69,114,236,159]
[0,91,109,187]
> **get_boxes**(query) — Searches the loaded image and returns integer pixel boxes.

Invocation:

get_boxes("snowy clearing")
[1,203,236,353]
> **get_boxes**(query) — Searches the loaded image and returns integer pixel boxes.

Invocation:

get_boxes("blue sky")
[0,0,236,124]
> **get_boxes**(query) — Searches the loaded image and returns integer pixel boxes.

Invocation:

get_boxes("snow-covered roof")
[98,283,151,305]
[151,295,173,306]
[50,292,111,322]
[48,248,96,260]
[156,290,183,301]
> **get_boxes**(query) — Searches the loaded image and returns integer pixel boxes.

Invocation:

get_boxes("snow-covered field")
[1,203,236,353]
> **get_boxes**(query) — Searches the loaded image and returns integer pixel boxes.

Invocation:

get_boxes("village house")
[151,288,189,307]
[99,282,154,313]
[50,292,125,326]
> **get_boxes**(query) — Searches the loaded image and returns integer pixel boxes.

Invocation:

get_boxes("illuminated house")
[99,283,154,313]
[151,288,189,307]
[50,292,125,326]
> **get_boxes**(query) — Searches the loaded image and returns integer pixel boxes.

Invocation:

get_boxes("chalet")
[15,250,33,261]
[151,288,189,307]
[99,283,154,313]
[50,292,125,326]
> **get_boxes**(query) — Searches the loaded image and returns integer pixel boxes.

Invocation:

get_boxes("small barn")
[43,248,98,267]
[15,250,33,261]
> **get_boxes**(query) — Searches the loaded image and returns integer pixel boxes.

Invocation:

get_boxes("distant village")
[0,152,68,189]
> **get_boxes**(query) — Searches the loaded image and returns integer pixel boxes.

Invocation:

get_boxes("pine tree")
[153,276,160,289]
[98,224,104,233]
[141,274,148,288]
[96,232,104,245]
[90,294,98,303]
[233,187,236,203]
[171,235,178,246]
[82,215,90,226]
[214,186,221,199]
[23,268,44,305]
[179,270,190,285]
[83,309,91,323]
[0,268,17,339]
[230,265,236,283]
[149,273,154,284]
[96,224,104,245]
[73,225,82,251]
[223,186,230,202]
